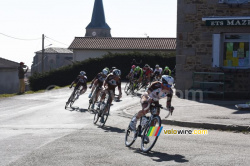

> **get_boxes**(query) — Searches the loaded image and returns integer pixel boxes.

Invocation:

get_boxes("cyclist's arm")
[166,89,173,108]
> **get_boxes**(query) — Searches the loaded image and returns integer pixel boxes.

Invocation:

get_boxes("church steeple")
[85,0,111,37]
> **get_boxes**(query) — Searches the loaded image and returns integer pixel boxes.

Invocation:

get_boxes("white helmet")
[102,69,108,75]
[80,71,86,76]
[117,69,121,76]
[113,69,119,76]
[161,75,174,86]
[155,64,159,68]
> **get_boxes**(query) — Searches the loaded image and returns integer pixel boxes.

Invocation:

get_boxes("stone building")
[176,0,250,98]
[31,47,73,74]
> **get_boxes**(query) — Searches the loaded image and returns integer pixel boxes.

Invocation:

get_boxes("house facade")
[176,0,250,97]
[0,58,19,94]
[31,47,73,74]
[69,37,176,62]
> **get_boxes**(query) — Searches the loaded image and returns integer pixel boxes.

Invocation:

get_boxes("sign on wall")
[206,19,250,26]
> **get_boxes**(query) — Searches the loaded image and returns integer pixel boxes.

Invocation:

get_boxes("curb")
[162,120,250,132]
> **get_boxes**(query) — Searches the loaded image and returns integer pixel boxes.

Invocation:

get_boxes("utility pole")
[41,34,45,73]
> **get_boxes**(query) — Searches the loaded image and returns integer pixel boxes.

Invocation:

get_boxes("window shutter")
[212,34,221,67]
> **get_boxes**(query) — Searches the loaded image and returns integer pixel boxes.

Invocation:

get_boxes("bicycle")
[88,85,102,112]
[65,81,82,109]
[125,102,174,153]
[138,76,150,91]
[93,90,112,127]
[124,78,138,95]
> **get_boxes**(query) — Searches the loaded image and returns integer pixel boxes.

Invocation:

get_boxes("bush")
[29,51,176,91]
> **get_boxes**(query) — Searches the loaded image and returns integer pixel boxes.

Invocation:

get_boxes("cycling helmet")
[155,64,159,68]
[80,71,86,76]
[161,75,174,87]
[117,69,121,76]
[104,67,109,72]
[102,69,108,75]
[113,69,119,76]
[150,68,153,72]
[165,66,169,70]
[144,64,149,68]
[134,66,140,72]
[131,65,136,69]
[112,67,116,70]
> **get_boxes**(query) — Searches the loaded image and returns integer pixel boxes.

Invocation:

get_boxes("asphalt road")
[0,84,250,166]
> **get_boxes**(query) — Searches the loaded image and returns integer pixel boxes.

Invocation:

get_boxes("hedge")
[29,51,176,91]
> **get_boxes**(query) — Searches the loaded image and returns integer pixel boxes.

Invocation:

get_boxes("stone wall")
[176,0,250,97]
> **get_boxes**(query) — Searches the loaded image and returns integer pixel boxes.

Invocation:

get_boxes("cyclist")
[142,64,153,83]
[126,65,136,80]
[88,69,109,109]
[153,64,162,81]
[133,66,143,84]
[129,75,174,138]
[98,69,122,122]
[69,71,88,99]
[162,66,171,76]
[110,67,116,74]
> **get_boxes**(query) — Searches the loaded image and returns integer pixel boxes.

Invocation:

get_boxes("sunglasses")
[163,83,172,88]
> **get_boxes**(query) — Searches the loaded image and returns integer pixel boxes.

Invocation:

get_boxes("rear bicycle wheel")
[141,116,161,153]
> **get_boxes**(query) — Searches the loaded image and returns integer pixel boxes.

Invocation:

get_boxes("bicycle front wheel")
[98,104,110,128]
[125,115,138,147]
[141,116,161,153]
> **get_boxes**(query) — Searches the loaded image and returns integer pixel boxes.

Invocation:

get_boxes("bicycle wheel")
[70,90,78,107]
[65,89,76,109]
[88,87,98,111]
[141,116,161,153]
[125,114,138,147]
[93,109,100,124]
[124,82,131,95]
[98,103,110,128]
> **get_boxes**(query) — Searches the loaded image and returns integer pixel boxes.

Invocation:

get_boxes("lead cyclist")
[129,75,174,141]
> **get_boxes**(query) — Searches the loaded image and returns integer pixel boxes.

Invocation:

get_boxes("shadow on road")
[102,125,125,134]
[65,106,90,113]
[128,147,189,163]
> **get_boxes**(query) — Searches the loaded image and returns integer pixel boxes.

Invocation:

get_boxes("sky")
[0,0,177,68]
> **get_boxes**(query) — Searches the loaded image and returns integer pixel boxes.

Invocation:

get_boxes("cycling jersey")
[147,81,173,102]
[74,75,87,87]
[162,69,171,76]
[105,73,121,90]
[154,68,162,75]
[143,67,153,76]
[133,68,143,79]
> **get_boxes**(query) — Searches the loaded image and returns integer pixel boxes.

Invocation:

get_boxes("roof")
[36,47,73,54]
[86,0,110,29]
[68,37,176,50]
[0,57,19,69]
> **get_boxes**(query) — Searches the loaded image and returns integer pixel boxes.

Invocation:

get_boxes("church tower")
[85,0,111,37]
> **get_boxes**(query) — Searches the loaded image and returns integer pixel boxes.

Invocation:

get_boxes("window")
[222,34,250,68]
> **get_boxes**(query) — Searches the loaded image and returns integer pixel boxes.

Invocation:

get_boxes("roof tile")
[69,37,176,50]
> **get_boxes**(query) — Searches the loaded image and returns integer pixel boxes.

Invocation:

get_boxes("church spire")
[85,0,111,37]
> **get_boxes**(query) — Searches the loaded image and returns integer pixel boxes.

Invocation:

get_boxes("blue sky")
[0,0,177,67]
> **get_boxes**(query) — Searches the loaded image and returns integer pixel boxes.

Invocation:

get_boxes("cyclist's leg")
[130,94,150,130]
